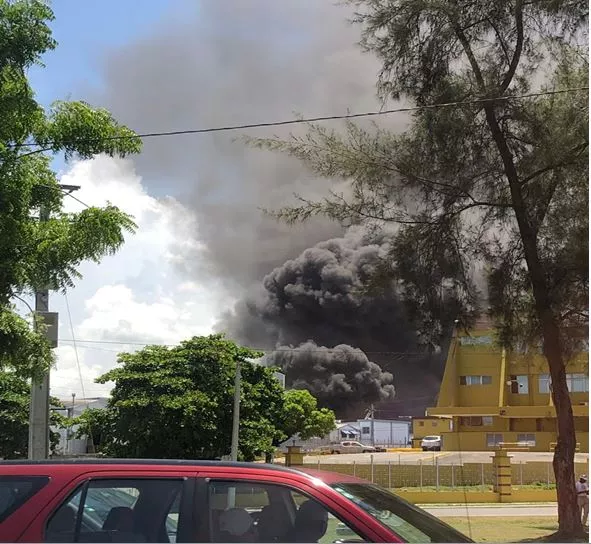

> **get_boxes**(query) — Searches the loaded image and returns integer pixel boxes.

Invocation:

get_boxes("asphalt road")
[298,451,590,465]
[423,504,558,517]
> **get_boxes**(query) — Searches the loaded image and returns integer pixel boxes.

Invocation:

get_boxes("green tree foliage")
[73,335,335,462]
[244,1,587,537]
[0,370,65,459]
[281,389,336,442]
[0,0,141,377]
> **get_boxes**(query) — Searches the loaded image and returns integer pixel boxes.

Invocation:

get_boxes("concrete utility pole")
[370,404,376,446]
[28,184,79,460]
[229,359,242,462]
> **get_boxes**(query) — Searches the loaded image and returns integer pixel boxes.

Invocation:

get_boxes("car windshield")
[331,483,472,543]
[423,436,440,440]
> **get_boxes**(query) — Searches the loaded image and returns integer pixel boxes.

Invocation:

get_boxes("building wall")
[358,420,410,446]
[412,418,451,439]
[427,325,588,452]
[441,431,589,453]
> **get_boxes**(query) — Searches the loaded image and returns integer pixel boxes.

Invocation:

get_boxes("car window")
[332,483,472,543]
[0,476,49,523]
[44,478,184,543]
[207,480,365,543]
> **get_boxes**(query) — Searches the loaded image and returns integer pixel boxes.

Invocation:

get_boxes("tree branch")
[487,16,511,67]
[500,0,524,93]
[519,142,589,186]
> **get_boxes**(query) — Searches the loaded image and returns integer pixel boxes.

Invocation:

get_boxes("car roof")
[0,459,369,485]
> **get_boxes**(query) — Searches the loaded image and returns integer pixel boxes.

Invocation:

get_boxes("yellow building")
[426,317,589,452]
[411,417,452,448]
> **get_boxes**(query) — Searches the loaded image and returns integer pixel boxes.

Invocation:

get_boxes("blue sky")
[28,0,194,173]
[30,0,192,106]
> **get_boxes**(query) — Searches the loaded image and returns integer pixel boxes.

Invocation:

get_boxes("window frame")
[43,476,193,543]
[459,375,493,386]
[517,433,536,447]
[486,433,503,448]
[566,373,589,393]
[538,374,551,393]
[510,375,529,394]
[202,477,368,544]
[0,476,49,523]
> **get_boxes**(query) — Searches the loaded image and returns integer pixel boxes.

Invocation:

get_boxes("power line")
[56,338,441,357]
[10,87,588,149]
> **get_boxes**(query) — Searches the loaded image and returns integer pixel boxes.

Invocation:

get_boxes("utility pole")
[370,403,375,447]
[229,359,242,462]
[28,184,79,460]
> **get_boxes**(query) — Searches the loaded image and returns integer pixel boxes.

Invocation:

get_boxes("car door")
[350,442,364,454]
[20,469,196,543]
[194,469,389,543]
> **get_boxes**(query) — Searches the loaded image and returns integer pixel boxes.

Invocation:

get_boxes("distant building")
[280,418,411,451]
[52,397,109,456]
[425,318,589,452]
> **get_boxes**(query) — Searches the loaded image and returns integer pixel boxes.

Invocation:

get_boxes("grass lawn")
[442,516,577,542]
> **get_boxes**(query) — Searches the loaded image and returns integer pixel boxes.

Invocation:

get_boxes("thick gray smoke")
[92,0,406,291]
[263,341,395,419]
[90,1,440,418]
[222,226,445,417]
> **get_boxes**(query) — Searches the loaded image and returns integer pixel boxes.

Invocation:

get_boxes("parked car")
[329,441,384,454]
[421,435,442,451]
[0,459,471,543]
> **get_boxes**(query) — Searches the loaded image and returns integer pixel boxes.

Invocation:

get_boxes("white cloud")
[47,156,230,401]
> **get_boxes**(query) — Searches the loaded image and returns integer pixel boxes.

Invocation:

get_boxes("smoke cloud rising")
[223,226,444,416]
[264,341,395,420]
[90,1,444,418]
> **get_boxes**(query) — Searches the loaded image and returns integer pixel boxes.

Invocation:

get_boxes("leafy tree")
[0,370,65,458]
[280,389,336,442]
[77,335,282,461]
[1,0,141,377]
[73,336,336,461]
[245,1,588,537]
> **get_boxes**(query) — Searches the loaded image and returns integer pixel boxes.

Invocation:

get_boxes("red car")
[0,459,471,543]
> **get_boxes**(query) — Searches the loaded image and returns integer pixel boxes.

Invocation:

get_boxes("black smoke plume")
[263,342,395,419]
[222,227,445,418]
[88,1,442,417]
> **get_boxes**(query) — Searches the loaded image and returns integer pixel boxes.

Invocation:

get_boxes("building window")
[482,416,493,426]
[431,421,438,427]
[509,375,529,394]
[361,425,370,435]
[459,375,493,386]
[418,421,424,427]
[517,433,536,447]
[538,374,551,393]
[566,373,589,393]
[487,433,503,447]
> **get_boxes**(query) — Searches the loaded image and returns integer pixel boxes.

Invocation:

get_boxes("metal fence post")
[353,460,356,477]
[370,454,375,483]
[436,456,440,491]
[419,458,423,491]
[398,453,401,466]
[317,458,321,471]
[520,461,523,486]
[481,463,485,488]
[547,462,550,486]
[451,463,455,488]
[388,460,392,489]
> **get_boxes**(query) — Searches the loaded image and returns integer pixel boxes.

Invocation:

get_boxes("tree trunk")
[482,105,582,537]
[545,321,581,538]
